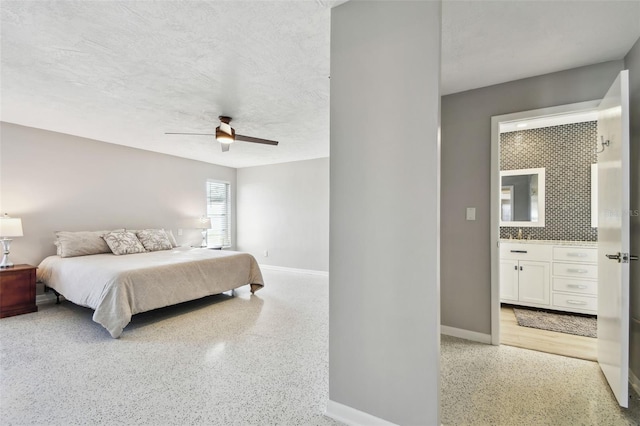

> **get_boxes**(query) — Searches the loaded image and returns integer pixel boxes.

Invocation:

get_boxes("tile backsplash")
[500,121,597,242]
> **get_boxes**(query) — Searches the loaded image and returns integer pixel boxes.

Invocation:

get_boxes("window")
[206,180,231,247]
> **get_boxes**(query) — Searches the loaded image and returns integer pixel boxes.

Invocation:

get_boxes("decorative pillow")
[136,229,173,252]
[54,230,122,258]
[126,228,178,248]
[102,231,146,255]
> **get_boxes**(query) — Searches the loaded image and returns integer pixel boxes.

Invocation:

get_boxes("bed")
[37,246,264,338]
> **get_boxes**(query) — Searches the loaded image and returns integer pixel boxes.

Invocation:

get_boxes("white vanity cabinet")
[551,246,598,314]
[500,242,598,315]
[499,243,551,307]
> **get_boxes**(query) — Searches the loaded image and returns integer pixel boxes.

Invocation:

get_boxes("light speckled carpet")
[513,307,597,338]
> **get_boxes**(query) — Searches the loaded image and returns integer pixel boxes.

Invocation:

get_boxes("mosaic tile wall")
[500,121,598,241]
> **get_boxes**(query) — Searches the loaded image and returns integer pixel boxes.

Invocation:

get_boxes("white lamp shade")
[0,217,23,237]
[197,216,212,229]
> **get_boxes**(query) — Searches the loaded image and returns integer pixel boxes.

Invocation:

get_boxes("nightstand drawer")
[552,277,597,295]
[0,265,38,318]
[0,273,33,306]
[553,262,597,279]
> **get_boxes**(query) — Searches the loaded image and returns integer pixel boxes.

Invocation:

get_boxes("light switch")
[466,207,476,221]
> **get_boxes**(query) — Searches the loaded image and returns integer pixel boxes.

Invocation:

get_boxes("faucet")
[517,228,523,240]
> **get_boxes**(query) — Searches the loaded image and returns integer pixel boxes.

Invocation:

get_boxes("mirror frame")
[499,167,546,227]
[591,163,598,228]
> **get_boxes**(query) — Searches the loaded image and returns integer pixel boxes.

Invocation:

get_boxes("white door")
[597,70,630,408]
[518,260,550,305]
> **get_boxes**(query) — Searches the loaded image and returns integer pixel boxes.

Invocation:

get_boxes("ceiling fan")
[165,116,279,152]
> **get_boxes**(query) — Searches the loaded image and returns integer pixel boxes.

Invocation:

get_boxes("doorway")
[490,100,601,360]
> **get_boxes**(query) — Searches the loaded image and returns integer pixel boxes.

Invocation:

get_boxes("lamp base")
[201,230,208,248]
[0,238,14,268]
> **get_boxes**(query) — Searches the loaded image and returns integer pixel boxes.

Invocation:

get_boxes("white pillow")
[136,229,173,252]
[165,229,178,248]
[54,230,123,258]
[102,231,146,255]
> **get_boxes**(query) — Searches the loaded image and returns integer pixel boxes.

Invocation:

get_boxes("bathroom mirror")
[500,167,545,227]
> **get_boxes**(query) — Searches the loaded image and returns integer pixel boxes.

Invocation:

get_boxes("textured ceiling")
[1,1,639,168]
[1,1,332,168]
[441,0,640,95]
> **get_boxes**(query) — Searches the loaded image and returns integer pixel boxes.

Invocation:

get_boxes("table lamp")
[197,216,212,248]
[0,213,24,268]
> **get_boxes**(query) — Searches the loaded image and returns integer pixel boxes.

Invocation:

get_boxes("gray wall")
[0,123,236,268]
[236,157,329,272]
[330,1,441,424]
[625,37,640,388]
[441,60,624,334]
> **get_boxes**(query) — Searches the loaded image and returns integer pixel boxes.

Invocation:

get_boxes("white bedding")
[37,247,264,338]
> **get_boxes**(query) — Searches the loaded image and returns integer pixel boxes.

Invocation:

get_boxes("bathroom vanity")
[500,240,597,315]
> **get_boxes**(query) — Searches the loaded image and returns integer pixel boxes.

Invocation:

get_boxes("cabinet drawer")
[553,262,597,279]
[552,293,597,311]
[553,246,597,263]
[500,243,552,261]
[552,277,597,295]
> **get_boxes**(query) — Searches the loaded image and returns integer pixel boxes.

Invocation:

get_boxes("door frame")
[490,100,601,345]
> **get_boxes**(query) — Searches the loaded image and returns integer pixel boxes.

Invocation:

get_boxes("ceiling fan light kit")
[216,119,235,144]
[216,129,234,144]
[166,116,279,152]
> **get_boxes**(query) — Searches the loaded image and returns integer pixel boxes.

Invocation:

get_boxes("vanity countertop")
[499,239,597,247]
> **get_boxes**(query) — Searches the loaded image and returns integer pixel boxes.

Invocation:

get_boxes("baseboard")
[630,369,640,398]
[325,400,397,426]
[259,264,328,277]
[440,325,492,344]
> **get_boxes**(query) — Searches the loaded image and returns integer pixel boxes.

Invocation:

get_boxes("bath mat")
[512,307,596,338]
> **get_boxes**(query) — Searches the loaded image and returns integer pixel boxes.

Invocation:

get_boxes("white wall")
[236,157,329,272]
[0,123,236,267]
[329,1,441,425]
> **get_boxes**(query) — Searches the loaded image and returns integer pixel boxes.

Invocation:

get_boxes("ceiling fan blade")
[221,143,230,152]
[165,132,215,136]
[219,122,233,135]
[235,134,279,146]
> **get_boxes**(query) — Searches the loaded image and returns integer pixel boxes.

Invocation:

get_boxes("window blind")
[206,180,231,247]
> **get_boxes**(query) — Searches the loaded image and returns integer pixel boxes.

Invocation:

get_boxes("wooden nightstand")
[0,264,38,318]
